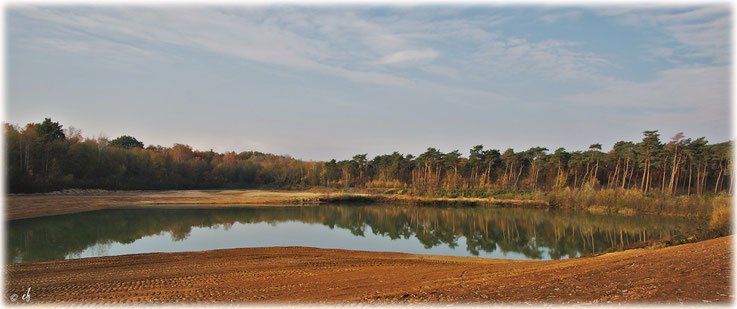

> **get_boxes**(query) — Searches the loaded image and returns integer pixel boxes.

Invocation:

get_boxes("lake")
[6,204,700,263]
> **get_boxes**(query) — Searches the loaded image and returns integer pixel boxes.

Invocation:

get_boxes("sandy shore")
[5,190,324,220]
[5,236,731,305]
[5,189,546,220]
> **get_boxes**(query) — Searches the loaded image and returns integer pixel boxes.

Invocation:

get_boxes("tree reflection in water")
[6,205,698,263]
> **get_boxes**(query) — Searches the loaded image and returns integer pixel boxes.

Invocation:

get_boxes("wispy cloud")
[540,10,582,24]
[596,5,731,64]
[379,49,439,65]
[468,38,614,83]
[10,6,729,92]
[6,5,731,158]
[563,65,729,116]
[11,7,409,86]
[9,6,525,98]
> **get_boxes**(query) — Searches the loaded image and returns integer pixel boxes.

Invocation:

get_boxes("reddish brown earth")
[5,190,325,220]
[5,189,546,220]
[5,236,731,305]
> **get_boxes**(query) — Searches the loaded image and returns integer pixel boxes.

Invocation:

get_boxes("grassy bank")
[319,186,729,216]
[555,189,732,248]
[544,187,728,216]
[542,187,731,237]
[315,186,732,239]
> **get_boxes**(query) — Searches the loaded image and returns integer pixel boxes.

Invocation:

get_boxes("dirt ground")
[4,189,546,220]
[4,190,325,220]
[5,236,731,305]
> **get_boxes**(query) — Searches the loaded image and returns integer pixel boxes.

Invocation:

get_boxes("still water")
[6,204,699,263]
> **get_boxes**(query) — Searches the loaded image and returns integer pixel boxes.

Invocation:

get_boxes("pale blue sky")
[6,5,732,161]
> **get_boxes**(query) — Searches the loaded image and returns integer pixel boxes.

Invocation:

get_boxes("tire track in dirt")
[5,237,731,305]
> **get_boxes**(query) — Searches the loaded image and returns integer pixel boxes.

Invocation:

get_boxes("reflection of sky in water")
[10,205,694,264]
[70,221,551,260]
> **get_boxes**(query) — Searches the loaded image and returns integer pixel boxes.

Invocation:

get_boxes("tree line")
[4,118,733,195]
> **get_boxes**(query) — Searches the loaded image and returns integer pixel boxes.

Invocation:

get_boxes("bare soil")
[5,189,546,220]
[5,236,731,305]
[5,190,324,220]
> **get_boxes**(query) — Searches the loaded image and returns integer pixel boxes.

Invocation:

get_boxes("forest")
[4,118,733,198]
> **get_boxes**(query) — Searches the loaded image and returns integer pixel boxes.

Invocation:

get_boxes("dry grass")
[710,197,732,235]
[546,187,730,218]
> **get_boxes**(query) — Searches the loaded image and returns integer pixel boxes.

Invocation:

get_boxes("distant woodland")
[4,118,733,196]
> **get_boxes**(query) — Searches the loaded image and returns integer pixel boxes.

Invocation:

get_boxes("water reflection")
[6,205,699,263]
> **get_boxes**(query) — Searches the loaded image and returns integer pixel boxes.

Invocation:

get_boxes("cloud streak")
[379,49,439,65]
[562,65,730,129]
[540,10,582,24]
[6,5,731,159]
[595,5,731,64]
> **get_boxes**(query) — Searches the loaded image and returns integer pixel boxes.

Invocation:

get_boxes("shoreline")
[5,189,547,220]
[5,236,731,304]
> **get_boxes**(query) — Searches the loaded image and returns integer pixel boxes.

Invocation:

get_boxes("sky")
[5,4,732,161]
